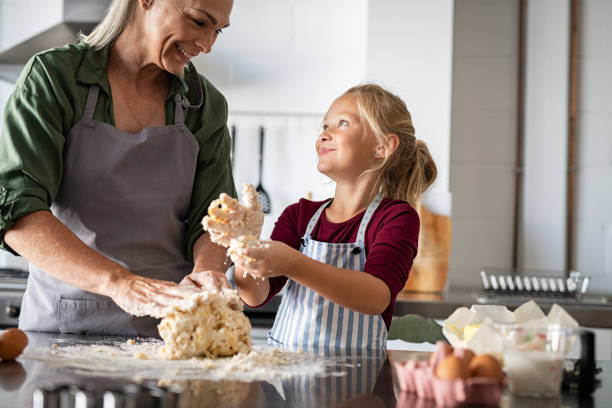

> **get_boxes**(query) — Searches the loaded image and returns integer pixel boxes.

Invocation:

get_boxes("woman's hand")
[180,271,231,291]
[231,240,299,279]
[202,184,264,247]
[109,274,201,318]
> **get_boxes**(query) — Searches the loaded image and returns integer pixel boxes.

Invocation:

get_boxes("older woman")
[0,0,235,336]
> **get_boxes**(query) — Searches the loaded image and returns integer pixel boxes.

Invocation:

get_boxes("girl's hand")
[203,184,264,247]
[231,240,298,279]
[180,270,231,292]
[109,274,202,318]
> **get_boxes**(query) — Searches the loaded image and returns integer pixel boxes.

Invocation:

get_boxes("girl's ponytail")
[405,140,437,206]
[344,84,437,206]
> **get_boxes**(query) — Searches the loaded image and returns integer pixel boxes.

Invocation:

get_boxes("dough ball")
[158,291,251,359]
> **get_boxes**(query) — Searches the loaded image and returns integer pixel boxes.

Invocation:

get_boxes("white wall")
[449,0,612,294]
[365,0,454,214]
[448,0,518,289]
[575,0,612,293]
[520,0,570,272]
[195,0,368,114]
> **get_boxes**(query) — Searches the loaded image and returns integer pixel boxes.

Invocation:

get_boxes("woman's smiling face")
[141,0,233,75]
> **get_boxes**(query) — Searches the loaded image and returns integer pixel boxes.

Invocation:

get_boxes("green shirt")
[0,42,236,261]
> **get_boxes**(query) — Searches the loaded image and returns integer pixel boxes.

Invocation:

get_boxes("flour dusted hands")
[230,239,298,279]
[202,184,264,247]
[109,274,202,318]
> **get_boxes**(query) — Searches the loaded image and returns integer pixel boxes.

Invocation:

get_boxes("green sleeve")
[183,83,236,261]
[0,60,67,254]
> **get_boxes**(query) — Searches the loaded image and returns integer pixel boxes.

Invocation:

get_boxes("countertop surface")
[245,288,612,329]
[0,330,609,407]
[393,288,612,328]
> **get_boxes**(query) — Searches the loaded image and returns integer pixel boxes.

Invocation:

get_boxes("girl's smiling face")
[142,0,233,75]
[316,94,382,181]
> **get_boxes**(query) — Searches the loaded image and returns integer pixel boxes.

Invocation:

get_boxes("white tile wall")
[579,0,612,58]
[450,111,515,165]
[575,0,612,292]
[577,112,612,167]
[450,165,515,218]
[448,0,518,289]
[579,58,612,113]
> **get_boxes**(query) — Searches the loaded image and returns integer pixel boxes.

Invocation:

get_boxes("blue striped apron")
[281,347,387,408]
[268,194,388,353]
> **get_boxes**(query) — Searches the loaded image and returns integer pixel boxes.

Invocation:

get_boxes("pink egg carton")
[394,342,505,407]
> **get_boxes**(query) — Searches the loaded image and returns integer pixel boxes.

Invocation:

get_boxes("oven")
[0,267,27,327]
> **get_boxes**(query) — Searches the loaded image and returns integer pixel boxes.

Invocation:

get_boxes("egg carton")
[394,342,504,407]
[479,269,590,300]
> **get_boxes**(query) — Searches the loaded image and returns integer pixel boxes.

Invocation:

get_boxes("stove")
[0,267,27,327]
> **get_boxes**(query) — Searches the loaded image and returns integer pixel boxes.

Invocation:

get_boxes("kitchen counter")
[245,288,612,329]
[393,288,612,329]
[0,330,609,407]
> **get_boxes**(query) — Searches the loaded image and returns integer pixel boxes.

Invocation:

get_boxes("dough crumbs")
[135,352,147,360]
[126,339,136,345]
[23,343,331,383]
[158,290,252,359]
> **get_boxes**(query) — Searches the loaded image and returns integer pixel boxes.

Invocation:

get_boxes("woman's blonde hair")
[78,0,136,49]
[342,84,437,207]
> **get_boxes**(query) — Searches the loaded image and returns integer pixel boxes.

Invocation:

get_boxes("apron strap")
[174,94,188,125]
[355,193,383,245]
[302,193,383,247]
[304,199,332,237]
[173,62,204,125]
[82,86,100,120]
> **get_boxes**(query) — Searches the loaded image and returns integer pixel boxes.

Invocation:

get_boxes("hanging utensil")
[256,126,271,214]
[230,124,236,170]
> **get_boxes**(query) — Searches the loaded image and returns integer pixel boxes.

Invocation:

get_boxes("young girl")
[232,84,436,352]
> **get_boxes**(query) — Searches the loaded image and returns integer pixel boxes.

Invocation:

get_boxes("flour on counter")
[23,340,332,383]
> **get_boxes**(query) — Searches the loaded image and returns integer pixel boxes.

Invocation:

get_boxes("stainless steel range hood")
[0,0,111,82]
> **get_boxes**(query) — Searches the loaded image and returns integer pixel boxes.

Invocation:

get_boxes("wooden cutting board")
[403,202,452,293]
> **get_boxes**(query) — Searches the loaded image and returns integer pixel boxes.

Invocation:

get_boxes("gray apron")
[19,70,203,336]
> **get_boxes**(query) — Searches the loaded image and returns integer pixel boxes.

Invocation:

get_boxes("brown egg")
[453,348,476,367]
[429,341,454,367]
[468,354,504,380]
[0,329,28,361]
[435,355,469,380]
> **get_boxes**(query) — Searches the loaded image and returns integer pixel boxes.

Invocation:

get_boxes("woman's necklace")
[108,67,168,132]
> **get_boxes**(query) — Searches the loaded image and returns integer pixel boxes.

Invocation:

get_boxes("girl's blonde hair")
[343,84,437,207]
[78,0,136,49]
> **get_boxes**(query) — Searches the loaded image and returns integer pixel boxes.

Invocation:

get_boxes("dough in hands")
[203,184,267,280]
[202,184,264,248]
[157,290,251,359]
[228,236,271,279]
